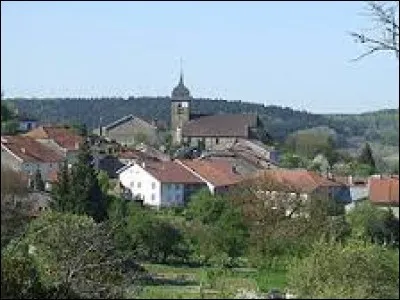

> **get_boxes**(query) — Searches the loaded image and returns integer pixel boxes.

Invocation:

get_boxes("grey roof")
[182,114,258,138]
[171,73,191,101]
[103,114,156,132]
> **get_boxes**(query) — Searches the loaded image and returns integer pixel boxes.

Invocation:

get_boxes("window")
[137,182,141,188]
[215,138,219,145]
[175,194,180,202]
[130,181,135,188]
[152,182,156,189]
[151,194,155,201]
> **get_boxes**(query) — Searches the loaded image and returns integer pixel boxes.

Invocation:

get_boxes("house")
[92,154,125,179]
[169,70,270,148]
[333,176,369,212]
[117,160,205,208]
[369,176,399,218]
[249,169,352,216]
[24,125,83,164]
[93,114,161,147]
[1,135,64,182]
[117,149,155,165]
[176,158,244,194]
[17,113,39,132]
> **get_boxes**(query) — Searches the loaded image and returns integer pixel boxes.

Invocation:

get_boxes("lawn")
[129,263,287,299]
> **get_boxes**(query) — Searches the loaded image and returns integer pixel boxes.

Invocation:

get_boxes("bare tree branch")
[350,1,399,61]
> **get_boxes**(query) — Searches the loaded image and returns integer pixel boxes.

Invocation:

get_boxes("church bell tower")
[171,63,191,145]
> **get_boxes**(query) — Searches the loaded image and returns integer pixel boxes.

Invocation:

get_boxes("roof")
[182,114,258,138]
[103,114,157,132]
[118,149,149,160]
[47,169,59,182]
[369,177,399,206]
[178,158,244,187]
[141,161,204,184]
[333,176,368,186]
[252,169,343,193]
[171,72,191,100]
[24,126,83,151]
[1,135,64,163]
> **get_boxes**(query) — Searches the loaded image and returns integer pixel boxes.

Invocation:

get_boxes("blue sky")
[1,1,398,114]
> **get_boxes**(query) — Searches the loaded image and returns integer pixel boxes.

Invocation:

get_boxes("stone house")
[93,114,160,147]
[24,125,83,164]
[1,135,64,182]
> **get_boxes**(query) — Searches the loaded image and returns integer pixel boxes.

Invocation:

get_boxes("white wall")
[18,121,38,132]
[118,164,191,208]
[119,164,161,207]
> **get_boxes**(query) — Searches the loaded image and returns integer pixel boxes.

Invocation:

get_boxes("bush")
[347,201,399,247]
[109,200,189,264]
[287,239,399,299]
[3,211,143,299]
[184,189,248,266]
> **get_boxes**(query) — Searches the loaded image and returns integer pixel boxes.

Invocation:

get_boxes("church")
[170,71,270,151]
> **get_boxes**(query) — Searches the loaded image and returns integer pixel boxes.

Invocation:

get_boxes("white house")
[117,160,205,208]
[1,135,64,182]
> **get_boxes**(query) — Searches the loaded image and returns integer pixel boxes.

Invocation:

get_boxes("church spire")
[179,57,184,85]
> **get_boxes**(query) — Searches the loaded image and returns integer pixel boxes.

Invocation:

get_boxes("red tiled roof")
[178,159,244,187]
[369,177,399,206]
[142,161,204,184]
[24,126,83,151]
[333,176,368,186]
[253,169,343,193]
[47,169,59,182]
[1,135,64,163]
[118,150,144,159]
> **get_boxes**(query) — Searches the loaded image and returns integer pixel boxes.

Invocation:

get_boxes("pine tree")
[70,138,108,222]
[358,143,376,172]
[51,160,74,212]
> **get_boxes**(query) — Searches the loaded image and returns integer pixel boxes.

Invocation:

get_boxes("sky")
[1,1,399,114]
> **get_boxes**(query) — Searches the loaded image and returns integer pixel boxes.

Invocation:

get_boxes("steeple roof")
[171,66,191,100]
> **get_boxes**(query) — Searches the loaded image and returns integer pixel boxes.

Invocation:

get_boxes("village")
[1,73,399,219]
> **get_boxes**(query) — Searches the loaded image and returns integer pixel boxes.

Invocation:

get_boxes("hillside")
[5,97,399,152]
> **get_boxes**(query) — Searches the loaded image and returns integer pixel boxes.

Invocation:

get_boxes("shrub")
[287,239,399,299]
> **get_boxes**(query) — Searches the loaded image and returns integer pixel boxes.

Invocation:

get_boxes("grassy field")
[130,263,287,299]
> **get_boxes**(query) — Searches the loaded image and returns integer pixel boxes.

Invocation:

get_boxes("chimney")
[75,142,79,150]
[21,147,26,153]
[142,161,146,169]
[348,175,353,186]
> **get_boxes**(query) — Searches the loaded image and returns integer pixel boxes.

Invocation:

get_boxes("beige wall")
[185,136,237,150]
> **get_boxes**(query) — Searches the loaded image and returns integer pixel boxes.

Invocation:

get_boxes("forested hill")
[5,97,399,148]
